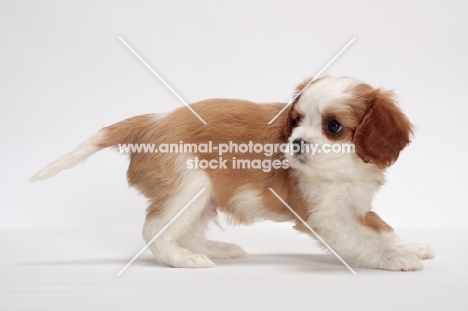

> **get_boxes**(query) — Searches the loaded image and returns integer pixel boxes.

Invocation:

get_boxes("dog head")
[284,76,413,178]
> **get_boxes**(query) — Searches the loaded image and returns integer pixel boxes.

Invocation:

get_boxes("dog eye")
[327,119,343,134]
[292,117,301,127]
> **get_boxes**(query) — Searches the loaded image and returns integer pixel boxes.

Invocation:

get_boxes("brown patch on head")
[319,84,369,142]
[351,84,413,169]
[321,106,364,141]
[284,106,305,140]
[358,211,393,233]
[293,77,314,97]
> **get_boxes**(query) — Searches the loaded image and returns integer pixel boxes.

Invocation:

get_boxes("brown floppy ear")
[353,89,413,169]
[283,78,312,140]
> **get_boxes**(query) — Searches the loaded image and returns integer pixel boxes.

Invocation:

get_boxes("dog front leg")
[306,211,434,271]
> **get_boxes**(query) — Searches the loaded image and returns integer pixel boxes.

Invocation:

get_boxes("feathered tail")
[31,114,155,181]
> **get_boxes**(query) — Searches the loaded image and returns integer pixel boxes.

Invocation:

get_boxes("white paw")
[398,243,435,260]
[175,253,216,268]
[207,242,247,259]
[380,253,423,271]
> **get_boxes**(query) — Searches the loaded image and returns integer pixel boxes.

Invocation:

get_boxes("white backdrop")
[1,0,467,228]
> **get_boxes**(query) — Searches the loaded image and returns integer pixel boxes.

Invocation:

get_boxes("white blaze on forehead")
[297,77,362,123]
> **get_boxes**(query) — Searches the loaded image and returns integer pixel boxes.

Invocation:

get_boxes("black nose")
[292,138,306,155]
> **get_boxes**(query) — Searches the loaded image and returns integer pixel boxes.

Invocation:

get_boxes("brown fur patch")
[293,77,313,96]
[184,100,311,224]
[98,114,184,219]
[98,114,156,148]
[358,211,393,233]
[321,106,363,142]
[352,84,413,168]
[103,99,313,225]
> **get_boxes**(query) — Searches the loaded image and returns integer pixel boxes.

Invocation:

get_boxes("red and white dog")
[32,76,434,271]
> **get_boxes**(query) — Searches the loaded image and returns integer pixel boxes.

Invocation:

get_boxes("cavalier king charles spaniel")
[32,76,434,271]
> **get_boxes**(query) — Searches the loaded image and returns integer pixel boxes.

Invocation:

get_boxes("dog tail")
[31,114,156,181]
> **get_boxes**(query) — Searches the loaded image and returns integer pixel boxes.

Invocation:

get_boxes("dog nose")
[292,138,306,155]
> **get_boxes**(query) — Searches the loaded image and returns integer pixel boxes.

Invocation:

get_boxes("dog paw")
[380,253,423,271]
[398,243,435,260]
[175,253,216,268]
[207,242,247,259]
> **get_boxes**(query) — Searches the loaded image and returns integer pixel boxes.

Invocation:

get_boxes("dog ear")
[283,101,299,140]
[283,78,312,140]
[353,89,413,169]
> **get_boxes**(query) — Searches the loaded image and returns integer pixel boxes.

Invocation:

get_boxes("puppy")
[32,76,434,271]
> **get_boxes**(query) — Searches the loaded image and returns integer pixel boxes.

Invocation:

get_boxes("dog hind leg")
[142,174,216,268]
[179,210,247,259]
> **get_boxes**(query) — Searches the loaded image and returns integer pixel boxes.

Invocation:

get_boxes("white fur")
[300,176,425,271]
[179,213,247,259]
[286,77,365,174]
[31,131,104,181]
[141,156,247,268]
[142,157,214,268]
[301,77,361,114]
